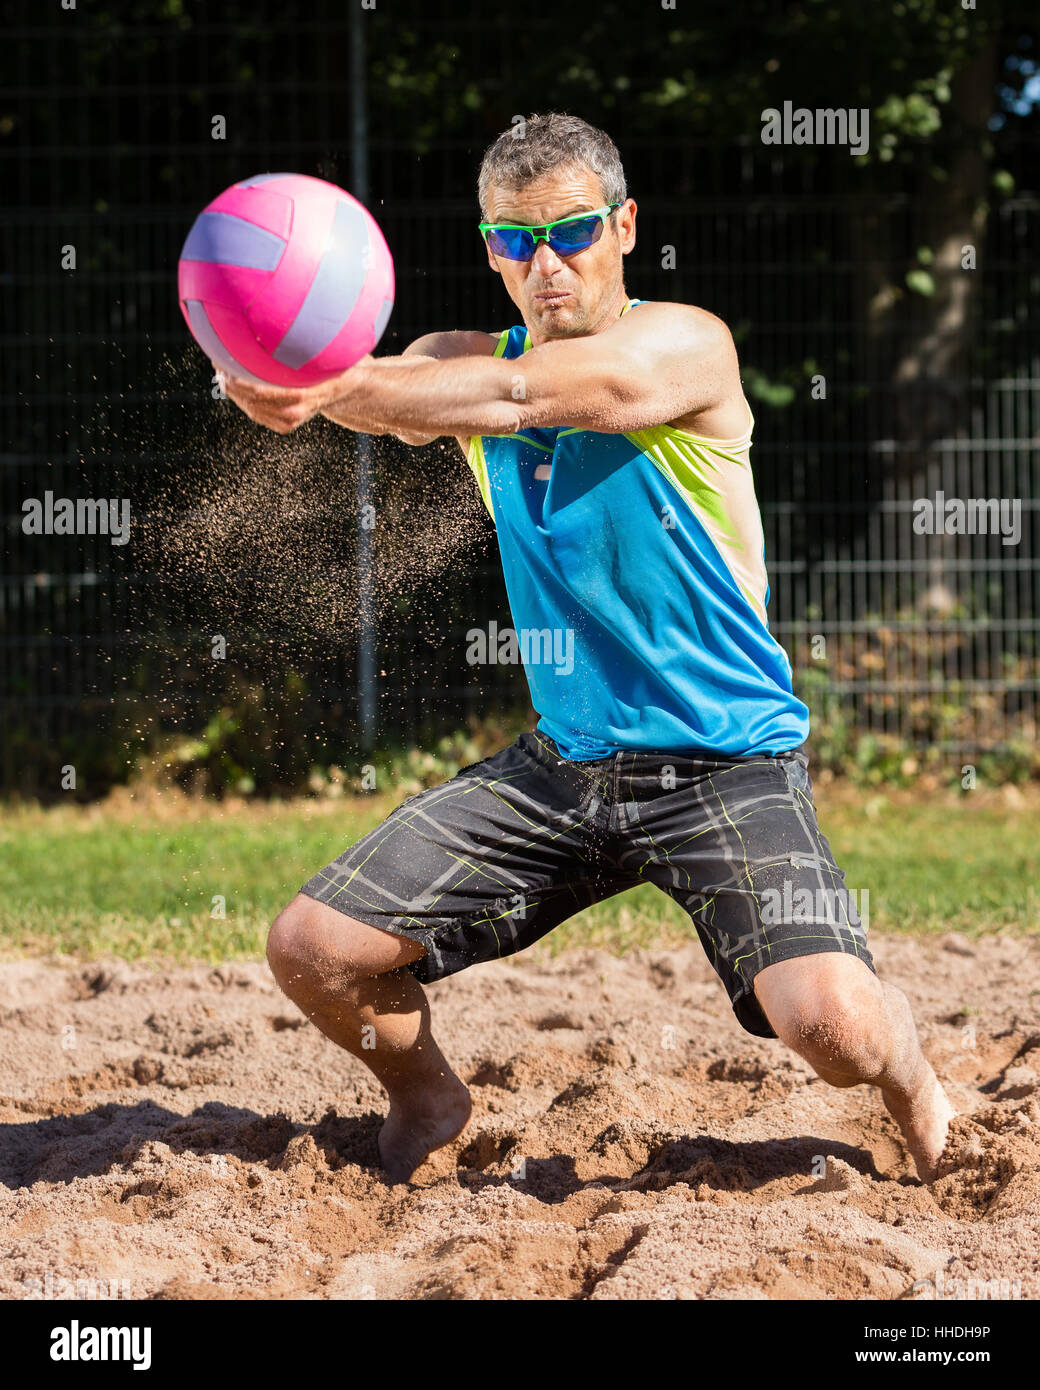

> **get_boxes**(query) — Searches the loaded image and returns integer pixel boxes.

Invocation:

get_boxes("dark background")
[3,0,1038,797]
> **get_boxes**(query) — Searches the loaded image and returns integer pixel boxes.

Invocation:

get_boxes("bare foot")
[883,1067,957,1183]
[377,1076,472,1183]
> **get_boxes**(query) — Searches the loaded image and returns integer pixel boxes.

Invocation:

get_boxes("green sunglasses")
[478,203,622,261]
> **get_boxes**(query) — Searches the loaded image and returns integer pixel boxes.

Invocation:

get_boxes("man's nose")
[529,241,565,276]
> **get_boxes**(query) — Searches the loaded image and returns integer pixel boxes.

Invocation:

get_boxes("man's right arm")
[391,330,499,454]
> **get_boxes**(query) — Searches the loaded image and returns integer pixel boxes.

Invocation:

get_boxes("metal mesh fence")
[3,4,1037,794]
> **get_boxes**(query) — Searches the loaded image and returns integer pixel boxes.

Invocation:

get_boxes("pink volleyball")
[177,172,394,387]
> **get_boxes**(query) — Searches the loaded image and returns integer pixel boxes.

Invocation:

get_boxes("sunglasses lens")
[484,209,613,259]
[548,215,604,254]
[487,227,534,260]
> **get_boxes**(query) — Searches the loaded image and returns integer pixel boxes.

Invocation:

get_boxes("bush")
[306,710,533,799]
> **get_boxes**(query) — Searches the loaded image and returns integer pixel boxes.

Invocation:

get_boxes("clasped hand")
[216,356,372,434]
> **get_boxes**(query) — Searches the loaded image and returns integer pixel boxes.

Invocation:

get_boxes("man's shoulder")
[626,299,735,345]
[624,301,746,440]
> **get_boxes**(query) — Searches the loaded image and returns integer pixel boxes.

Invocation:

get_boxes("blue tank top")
[464,298,810,759]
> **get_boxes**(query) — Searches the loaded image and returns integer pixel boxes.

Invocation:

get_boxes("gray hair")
[477,112,627,219]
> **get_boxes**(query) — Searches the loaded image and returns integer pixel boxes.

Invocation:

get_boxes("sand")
[1,931,1039,1301]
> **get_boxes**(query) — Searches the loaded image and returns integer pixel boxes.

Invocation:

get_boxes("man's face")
[482,165,636,339]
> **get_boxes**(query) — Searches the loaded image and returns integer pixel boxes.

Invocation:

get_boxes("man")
[223,112,954,1186]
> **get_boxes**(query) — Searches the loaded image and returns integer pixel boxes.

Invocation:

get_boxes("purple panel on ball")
[271,198,368,369]
[182,300,272,386]
[372,295,393,343]
[181,211,286,270]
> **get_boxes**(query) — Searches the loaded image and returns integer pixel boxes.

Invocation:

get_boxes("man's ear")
[485,245,502,275]
[617,198,637,256]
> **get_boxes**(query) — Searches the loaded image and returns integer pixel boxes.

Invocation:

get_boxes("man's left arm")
[220,303,736,438]
[509,302,738,434]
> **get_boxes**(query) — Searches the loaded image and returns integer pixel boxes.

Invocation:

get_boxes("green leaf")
[905,268,935,297]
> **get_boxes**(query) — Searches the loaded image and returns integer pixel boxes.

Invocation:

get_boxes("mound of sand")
[1,933,1038,1300]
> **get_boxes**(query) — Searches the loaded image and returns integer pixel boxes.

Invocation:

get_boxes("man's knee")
[785,995,888,1080]
[266,894,330,994]
[756,956,890,1081]
[266,892,424,997]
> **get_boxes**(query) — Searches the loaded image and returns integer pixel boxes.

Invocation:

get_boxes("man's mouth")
[533,291,571,307]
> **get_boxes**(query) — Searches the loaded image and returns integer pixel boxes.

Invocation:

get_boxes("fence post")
[350,4,378,753]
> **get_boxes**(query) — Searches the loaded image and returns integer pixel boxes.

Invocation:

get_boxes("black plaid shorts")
[300,729,875,1038]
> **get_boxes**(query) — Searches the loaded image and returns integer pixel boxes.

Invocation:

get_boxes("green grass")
[0,789,1036,963]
